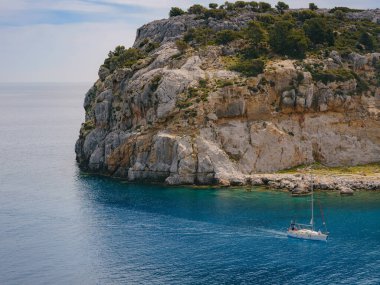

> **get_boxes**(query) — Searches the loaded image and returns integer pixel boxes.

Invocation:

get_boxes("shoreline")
[79,169,380,195]
[246,173,380,195]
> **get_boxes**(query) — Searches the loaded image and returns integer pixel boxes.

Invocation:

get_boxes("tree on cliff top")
[103,46,144,72]
[188,4,207,14]
[258,2,272,12]
[275,1,289,14]
[309,3,318,10]
[169,7,185,17]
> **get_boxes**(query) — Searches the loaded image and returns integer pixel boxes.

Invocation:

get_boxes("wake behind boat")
[287,176,329,242]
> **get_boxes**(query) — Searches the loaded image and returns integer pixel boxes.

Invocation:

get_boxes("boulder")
[329,51,343,65]
[292,182,310,196]
[340,186,354,195]
[281,89,296,107]
[348,52,367,70]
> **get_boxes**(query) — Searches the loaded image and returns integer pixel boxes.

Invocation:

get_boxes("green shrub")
[144,42,160,53]
[245,21,268,45]
[303,18,334,46]
[184,27,214,46]
[275,1,289,14]
[187,87,199,98]
[257,14,275,25]
[204,8,228,19]
[333,10,346,20]
[242,21,269,57]
[217,79,234,87]
[269,20,309,58]
[258,2,272,12]
[312,68,354,84]
[329,7,363,13]
[223,2,236,11]
[138,38,149,48]
[186,85,210,101]
[209,3,218,9]
[176,99,193,109]
[291,10,317,22]
[359,32,375,51]
[185,109,198,118]
[230,58,265,77]
[103,46,145,72]
[175,39,189,53]
[269,20,294,52]
[247,1,258,11]
[169,7,185,17]
[215,30,241,44]
[188,4,206,14]
[286,29,310,58]
[352,72,369,93]
[199,79,208,88]
[83,120,95,131]
[309,3,318,10]
[234,1,248,8]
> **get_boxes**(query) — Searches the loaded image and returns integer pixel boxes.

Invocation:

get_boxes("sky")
[0,0,378,83]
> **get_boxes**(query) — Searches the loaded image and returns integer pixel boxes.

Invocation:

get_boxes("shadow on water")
[72,173,380,284]
[74,173,299,232]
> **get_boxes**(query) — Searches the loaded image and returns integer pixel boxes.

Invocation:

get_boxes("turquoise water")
[0,83,380,284]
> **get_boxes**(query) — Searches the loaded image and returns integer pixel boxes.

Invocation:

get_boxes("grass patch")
[311,68,354,84]
[216,79,234,88]
[278,162,380,176]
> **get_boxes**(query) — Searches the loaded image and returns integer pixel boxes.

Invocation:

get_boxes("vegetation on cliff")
[102,2,379,82]
[166,2,377,95]
[170,1,378,57]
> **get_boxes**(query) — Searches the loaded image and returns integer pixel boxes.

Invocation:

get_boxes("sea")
[0,83,379,285]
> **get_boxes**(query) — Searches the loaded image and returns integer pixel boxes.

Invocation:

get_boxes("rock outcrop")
[75,10,380,188]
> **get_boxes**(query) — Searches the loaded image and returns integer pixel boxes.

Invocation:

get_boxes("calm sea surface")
[0,83,380,284]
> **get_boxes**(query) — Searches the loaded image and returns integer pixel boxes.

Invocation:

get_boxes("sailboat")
[287,178,329,241]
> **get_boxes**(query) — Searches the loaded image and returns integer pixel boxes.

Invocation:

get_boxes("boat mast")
[311,175,314,231]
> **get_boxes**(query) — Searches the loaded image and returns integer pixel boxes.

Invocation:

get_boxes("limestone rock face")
[75,13,380,186]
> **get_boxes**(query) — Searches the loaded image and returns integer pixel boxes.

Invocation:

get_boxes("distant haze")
[0,0,378,83]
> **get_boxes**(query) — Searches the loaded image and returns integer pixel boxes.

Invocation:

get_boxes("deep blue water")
[0,83,380,285]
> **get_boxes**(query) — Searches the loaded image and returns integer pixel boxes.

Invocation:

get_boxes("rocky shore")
[246,173,380,195]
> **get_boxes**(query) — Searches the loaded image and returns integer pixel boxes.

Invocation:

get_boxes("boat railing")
[291,223,313,230]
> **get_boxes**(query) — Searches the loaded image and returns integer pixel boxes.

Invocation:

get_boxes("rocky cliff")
[75,8,380,187]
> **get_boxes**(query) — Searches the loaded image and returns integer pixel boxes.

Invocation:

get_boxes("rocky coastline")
[75,6,380,191]
[246,173,380,195]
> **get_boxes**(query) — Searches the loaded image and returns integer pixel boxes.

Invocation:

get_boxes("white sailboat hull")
[287,229,328,241]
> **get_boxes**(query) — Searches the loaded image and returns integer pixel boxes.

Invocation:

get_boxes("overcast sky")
[0,0,378,83]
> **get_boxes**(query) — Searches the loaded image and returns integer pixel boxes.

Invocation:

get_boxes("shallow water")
[0,83,380,284]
